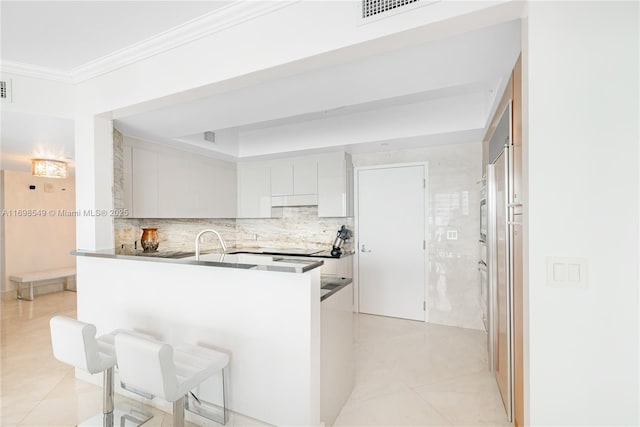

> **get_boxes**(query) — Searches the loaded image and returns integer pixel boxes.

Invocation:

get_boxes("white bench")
[9,268,76,301]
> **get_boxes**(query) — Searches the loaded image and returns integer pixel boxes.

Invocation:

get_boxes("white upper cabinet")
[269,158,319,209]
[125,137,237,218]
[158,155,196,217]
[270,161,294,196]
[131,147,159,218]
[293,158,318,195]
[238,152,352,218]
[270,158,318,196]
[205,160,237,218]
[237,162,271,218]
[317,152,353,217]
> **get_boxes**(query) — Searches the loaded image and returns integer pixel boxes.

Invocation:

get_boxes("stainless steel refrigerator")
[486,103,517,422]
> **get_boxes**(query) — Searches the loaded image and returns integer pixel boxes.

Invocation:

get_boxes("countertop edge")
[320,277,353,301]
[72,250,324,274]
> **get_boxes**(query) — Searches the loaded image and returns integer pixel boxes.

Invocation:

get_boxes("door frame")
[353,162,429,322]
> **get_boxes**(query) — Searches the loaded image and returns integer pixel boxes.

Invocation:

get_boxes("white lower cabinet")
[321,282,354,426]
[318,256,353,278]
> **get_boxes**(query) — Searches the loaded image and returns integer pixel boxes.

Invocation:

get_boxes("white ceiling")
[0,1,230,71]
[0,111,75,172]
[0,0,229,173]
[0,1,520,169]
[114,20,520,159]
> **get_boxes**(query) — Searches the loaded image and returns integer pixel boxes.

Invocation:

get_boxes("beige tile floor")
[1,291,509,427]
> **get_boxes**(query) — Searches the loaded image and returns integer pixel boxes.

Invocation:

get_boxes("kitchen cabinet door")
[204,160,237,218]
[318,152,353,217]
[336,256,353,279]
[131,147,159,218]
[271,158,318,196]
[158,154,197,217]
[293,159,318,195]
[271,161,293,196]
[238,163,271,218]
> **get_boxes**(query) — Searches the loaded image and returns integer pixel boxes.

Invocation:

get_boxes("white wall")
[524,2,639,425]
[0,72,75,119]
[1,170,76,294]
[77,1,515,115]
[352,141,483,330]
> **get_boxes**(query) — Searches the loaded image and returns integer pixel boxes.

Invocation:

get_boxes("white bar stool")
[114,333,230,426]
[49,316,153,426]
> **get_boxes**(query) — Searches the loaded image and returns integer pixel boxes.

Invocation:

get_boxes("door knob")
[361,244,372,253]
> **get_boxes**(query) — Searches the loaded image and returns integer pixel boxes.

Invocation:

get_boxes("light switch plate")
[547,257,588,289]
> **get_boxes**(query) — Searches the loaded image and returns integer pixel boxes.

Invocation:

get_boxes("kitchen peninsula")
[73,249,353,426]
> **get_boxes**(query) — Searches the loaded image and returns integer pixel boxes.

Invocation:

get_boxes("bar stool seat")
[115,333,229,426]
[49,316,152,426]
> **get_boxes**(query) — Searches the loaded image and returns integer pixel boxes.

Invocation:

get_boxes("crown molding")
[1,1,297,84]
[0,61,74,83]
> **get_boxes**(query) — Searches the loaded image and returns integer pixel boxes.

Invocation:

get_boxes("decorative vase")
[140,228,159,252]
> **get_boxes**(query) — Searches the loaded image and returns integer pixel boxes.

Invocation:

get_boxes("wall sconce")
[31,159,68,179]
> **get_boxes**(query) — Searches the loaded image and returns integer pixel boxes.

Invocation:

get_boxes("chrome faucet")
[195,229,227,260]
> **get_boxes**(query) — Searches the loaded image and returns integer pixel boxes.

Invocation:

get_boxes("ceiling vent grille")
[0,80,12,103]
[204,131,216,143]
[362,0,420,18]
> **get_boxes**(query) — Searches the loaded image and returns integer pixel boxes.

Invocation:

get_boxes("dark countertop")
[228,248,355,259]
[115,247,355,260]
[320,277,353,301]
[72,249,323,273]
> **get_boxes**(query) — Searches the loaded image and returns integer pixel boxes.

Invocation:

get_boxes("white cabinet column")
[74,113,114,250]
[238,163,271,218]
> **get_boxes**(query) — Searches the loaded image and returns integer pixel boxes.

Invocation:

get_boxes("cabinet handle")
[361,244,372,253]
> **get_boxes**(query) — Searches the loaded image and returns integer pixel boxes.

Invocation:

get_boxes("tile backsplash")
[114,207,354,255]
[115,218,236,254]
[237,207,354,252]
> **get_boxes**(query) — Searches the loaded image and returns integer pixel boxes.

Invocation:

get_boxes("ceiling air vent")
[0,79,12,103]
[362,0,420,18]
[204,131,215,143]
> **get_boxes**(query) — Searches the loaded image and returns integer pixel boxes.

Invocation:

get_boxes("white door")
[358,165,426,321]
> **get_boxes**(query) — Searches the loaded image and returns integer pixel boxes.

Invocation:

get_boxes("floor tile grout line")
[406,368,493,393]
[408,386,458,427]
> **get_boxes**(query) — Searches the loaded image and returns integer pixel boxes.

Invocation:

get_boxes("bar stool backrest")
[50,316,114,374]
[115,333,180,401]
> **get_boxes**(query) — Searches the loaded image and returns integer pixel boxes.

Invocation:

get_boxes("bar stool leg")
[103,411,114,427]
[103,367,114,414]
[173,396,185,427]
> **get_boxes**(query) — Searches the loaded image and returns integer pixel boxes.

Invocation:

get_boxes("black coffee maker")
[331,225,352,257]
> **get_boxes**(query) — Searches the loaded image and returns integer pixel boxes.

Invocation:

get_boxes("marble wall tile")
[351,142,483,330]
[112,128,125,210]
[114,208,354,255]
[236,206,354,252]
[114,218,237,254]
